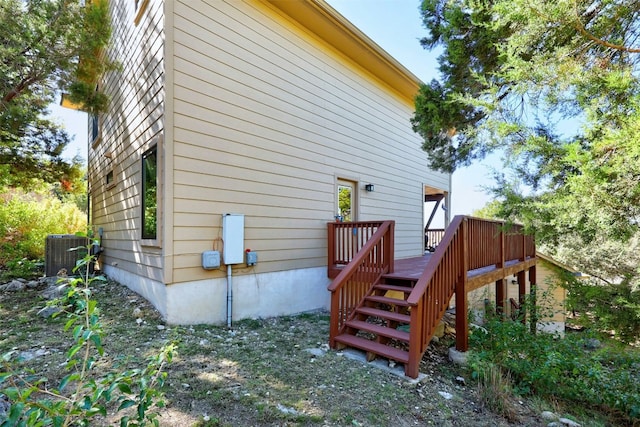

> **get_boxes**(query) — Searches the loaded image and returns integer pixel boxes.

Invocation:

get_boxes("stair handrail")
[404,215,536,377]
[327,220,395,346]
[407,216,464,307]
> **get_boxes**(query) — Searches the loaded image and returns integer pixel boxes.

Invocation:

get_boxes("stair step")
[335,334,409,363]
[357,306,411,324]
[365,295,410,307]
[346,319,410,342]
[382,275,418,284]
[373,283,413,293]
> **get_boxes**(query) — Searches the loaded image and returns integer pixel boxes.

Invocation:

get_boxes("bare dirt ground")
[1,278,554,426]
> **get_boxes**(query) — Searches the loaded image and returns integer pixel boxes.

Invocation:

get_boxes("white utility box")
[222,214,244,264]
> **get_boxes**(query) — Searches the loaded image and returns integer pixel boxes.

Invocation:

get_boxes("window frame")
[141,145,158,242]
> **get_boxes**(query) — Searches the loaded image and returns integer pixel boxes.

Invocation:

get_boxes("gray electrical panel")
[202,250,221,270]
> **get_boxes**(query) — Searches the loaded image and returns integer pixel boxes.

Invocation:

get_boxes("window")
[89,114,100,146]
[105,170,115,189]
[141,146,157,240]
[336,179,357,222]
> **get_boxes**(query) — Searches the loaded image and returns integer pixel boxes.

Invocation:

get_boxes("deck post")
[387,221,395,273]
[517,270,527,323]
[529,265,537,334]
[455,218,469,352]
[329,291,339,348]
[327,223,335,277]
[495,279,507,317]
[406,299,422,379]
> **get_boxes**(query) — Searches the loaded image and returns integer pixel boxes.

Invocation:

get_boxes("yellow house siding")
[537,259,567,324]
[88,0,165,284]
[169,0,448,284]
[464,260,567,330]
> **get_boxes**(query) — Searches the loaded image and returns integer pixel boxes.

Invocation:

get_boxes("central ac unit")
[45,235,88,277]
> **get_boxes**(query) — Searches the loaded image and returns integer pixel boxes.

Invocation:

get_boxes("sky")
[51,0,498,217]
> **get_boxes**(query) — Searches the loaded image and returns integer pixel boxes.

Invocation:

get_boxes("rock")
[277,403,299,415]
[41,276,60,287]
[0,394,9,421]
[304,348,326,358]
[438,391,453,400]
[548,422,562,427]
[38,306,60,318]
[18,348,47,362]
[448,347,468,365]
[156,324,166,330]
[559,417,582,427]
[132,307,143,318]
[41,283,68,300]
[26,280,41,289]
[541,411,558,421]
[3,280,25,292]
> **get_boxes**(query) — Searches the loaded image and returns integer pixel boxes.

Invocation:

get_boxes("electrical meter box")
[222,214,244,264]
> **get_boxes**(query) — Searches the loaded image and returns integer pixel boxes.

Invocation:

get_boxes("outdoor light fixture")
[365,184,375,192]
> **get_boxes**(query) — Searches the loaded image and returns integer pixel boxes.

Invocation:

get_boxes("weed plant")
[0,238,173,426]
[469,317,640,423]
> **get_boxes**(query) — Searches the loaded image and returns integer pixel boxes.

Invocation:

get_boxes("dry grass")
[0,278,544,426]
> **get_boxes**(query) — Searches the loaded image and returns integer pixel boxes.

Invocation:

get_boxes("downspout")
[227,264,233,328]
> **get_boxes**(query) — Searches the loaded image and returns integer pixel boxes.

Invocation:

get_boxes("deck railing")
[327,221,392,278]
[425,228,445,251]
[327,221,395,346]
[405,216,535,377]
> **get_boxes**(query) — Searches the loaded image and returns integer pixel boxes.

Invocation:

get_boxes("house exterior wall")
[92,0,450,324]
[88,1,166,293]
[465,260,567,335]
[169,0,448,277]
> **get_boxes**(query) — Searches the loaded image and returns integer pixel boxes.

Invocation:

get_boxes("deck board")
[384,255,535,282]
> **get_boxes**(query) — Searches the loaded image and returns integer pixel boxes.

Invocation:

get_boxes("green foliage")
[0,258,42,282]
[415,0,640,242]
[563,274,640,344]
[469,319,640,422]
[416,0,640,342]
[0,189,86,268]
[337,185,352,221]
[0,239,174,426]
[0,0,116,186]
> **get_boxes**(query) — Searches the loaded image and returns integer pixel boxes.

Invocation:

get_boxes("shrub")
[469,318,640,422]
[0,189,86,266]
[0,241,173,426]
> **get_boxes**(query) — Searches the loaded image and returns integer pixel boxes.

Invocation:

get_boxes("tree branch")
[571,0,640,54]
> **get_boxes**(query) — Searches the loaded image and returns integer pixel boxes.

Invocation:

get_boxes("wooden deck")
[386,254,536,291]
[327,217,537,378]
[384,255,432,281]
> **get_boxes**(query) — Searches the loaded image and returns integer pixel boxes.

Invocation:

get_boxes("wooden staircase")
[327,216,537,378]
[334,278,415,364]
